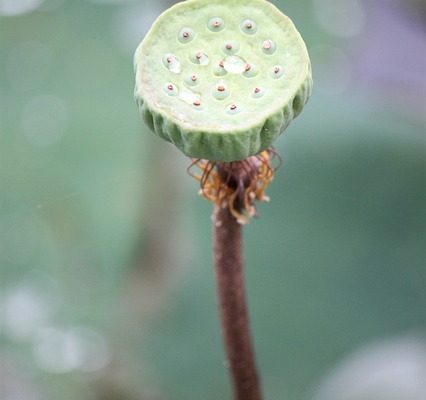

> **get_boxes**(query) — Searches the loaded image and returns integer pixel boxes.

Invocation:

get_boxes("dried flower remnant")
[188,149,281,224]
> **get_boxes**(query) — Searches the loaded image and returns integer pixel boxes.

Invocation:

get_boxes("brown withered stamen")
[188,149,281,224]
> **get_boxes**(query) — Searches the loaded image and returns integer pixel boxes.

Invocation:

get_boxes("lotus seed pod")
[134,0,312,162]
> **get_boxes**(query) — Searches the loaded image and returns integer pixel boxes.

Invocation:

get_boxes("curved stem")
[213,205,262,400]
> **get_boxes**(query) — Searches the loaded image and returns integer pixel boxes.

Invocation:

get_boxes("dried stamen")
[188,149,281,224]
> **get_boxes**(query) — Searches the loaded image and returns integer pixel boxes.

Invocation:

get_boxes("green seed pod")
[134,0,312,162]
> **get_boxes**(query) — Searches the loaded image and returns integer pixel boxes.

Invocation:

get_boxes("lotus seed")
[213,81,230,100]
[262,39,276,54]
[241,19,257,34]
[243,63,258,78]
[162,54,181,73]
[252,87,266,98]
[227,103,241,115]
[192,51,209,65]
[208,17,225,32]
[178,27,195,43]
[213,60,227,76]
[271,65,284,78]
[163,82,178,96]
[184,74,199,87]
[222,41,240,56]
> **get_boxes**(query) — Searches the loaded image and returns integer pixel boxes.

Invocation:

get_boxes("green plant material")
[134,0,312,161]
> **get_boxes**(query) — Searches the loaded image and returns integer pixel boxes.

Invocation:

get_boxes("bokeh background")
[1,0,426,399]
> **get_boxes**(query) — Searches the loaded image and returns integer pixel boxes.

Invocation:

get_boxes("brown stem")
[213,205,263,400]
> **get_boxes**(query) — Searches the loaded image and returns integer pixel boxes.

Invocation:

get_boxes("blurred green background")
[1,0,425,399]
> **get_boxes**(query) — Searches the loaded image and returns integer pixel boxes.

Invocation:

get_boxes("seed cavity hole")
[208,17,225,32]
[262,39,276,55]
[179,88,203,109]
[178,28,195,44]
[213,81,230,100]
[241,19,257,34]
[185,74,199,87]
[164,82,178,96]
[191,51,209,65]
[252,87,266,98]
[222,41,240,56]
[213,60,227,76]
[162,54,181,73]
[243,63,258,78]
[226,103,242,115]
[223,55,247,74]
[271,65,284,79]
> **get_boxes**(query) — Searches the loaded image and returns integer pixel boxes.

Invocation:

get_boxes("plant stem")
[213,205,262,400]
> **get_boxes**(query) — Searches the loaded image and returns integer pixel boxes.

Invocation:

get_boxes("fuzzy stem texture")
[213,204,262,400]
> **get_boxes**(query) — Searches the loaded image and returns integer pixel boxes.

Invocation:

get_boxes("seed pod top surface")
[134,0,312,161]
